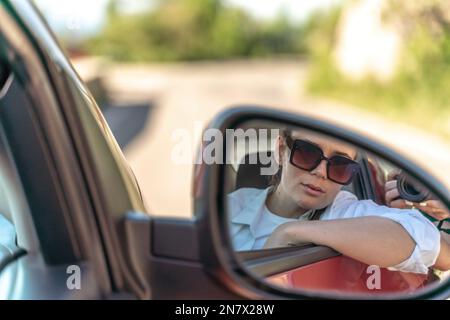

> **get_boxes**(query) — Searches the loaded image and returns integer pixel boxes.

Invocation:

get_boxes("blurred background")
[33,0,450,217]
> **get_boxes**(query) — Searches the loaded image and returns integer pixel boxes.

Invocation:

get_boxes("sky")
[34,0,343,36]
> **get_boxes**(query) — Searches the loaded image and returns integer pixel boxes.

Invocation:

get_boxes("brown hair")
[269,128,290,188]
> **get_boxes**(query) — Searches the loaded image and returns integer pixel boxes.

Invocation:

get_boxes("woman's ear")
[273,136,285,166]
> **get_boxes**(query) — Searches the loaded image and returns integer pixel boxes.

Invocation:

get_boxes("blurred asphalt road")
[74,58,450,218]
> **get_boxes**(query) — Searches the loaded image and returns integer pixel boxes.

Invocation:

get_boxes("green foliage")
[84,0,305,61]
[83,0,450,137]
[305,2,450,139]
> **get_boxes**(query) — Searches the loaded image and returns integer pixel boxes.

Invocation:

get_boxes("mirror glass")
[222,119,450,297]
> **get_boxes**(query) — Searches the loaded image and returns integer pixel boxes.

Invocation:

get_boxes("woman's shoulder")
[332,190,359,206]
[321,190,359,219]
[0,214,16,248]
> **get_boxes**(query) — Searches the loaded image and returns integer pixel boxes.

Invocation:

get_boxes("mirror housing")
[193,105,450,299]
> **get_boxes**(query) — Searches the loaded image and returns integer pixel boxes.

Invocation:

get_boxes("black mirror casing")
[193,105,450,300]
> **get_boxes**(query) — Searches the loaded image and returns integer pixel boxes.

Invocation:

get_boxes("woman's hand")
[385,174,450,272]
[263,222,307,249]
[385,179,450,221]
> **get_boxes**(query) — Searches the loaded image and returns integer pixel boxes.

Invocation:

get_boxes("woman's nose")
[310,159,328,179]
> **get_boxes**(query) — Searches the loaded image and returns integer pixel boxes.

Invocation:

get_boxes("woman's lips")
[301,183,325,196]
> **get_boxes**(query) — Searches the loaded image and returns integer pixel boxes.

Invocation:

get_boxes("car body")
[0,0,448,300]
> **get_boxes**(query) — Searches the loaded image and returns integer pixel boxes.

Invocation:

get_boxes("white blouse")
[227,187,441,274]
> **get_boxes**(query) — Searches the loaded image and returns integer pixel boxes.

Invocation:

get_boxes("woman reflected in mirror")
[228,128,450,274]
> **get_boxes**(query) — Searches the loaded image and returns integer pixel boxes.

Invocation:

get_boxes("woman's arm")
[434,236,450,271]
[384,178,450,271]
[264,216,416,268]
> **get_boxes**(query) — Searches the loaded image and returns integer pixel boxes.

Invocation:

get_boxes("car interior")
[0,62,42,274]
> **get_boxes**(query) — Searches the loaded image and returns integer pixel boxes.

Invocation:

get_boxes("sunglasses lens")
[328,156,359,184]
[291,141,322,170]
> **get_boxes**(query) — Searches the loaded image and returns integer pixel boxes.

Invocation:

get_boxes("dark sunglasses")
[285,136,360,185]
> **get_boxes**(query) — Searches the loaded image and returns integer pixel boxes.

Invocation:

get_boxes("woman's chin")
[296,200,319,212]
[296,197,330,212]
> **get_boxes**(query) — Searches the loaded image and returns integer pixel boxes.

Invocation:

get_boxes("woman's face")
[276,131,357,211]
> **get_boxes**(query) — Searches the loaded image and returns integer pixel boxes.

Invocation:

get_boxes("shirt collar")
[231,187,271,228]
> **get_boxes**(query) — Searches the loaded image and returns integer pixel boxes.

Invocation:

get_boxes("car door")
[2,0,445,300]
[0,0,244,300]
[0,1,114,299]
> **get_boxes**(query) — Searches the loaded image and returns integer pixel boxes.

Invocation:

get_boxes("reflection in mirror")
[223,120,450,296]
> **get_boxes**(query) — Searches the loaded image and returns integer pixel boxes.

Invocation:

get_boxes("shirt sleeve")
[322,191,440,274]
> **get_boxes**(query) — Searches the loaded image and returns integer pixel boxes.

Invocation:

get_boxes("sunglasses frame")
[285,136,360,185]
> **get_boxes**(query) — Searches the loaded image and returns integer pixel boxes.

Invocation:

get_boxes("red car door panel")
[267,255,430,294]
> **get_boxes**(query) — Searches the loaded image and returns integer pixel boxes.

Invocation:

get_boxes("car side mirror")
[193,105,450,299]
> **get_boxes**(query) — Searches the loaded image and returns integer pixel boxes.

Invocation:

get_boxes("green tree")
[84,0,305,61]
